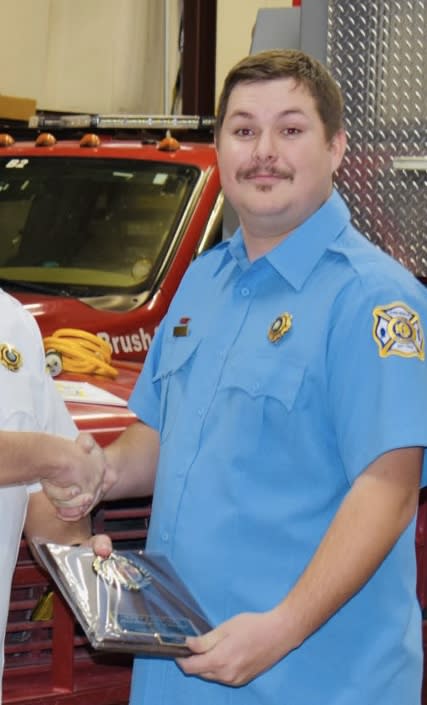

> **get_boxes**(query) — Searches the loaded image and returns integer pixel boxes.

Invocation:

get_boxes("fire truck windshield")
[0,157,199,296]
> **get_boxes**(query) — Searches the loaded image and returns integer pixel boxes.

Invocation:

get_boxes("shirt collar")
[213,229,248,276]
[214,190,351,288]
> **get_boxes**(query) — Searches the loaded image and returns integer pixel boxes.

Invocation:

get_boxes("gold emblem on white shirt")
[0,343,23,371]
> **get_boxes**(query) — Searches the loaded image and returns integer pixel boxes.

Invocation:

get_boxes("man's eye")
[235,128,253,137]
[283,127,301,136]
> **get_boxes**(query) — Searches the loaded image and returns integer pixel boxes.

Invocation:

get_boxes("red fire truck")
[0,113,223,704]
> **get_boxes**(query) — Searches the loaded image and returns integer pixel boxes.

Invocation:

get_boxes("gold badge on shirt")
[268,313,293,343]
[372,301,424,360]
[0,343,23,371]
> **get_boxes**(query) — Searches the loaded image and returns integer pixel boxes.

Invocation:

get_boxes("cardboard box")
[0,94,36,122]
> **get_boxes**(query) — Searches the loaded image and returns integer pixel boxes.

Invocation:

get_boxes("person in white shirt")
[0,288,107,691]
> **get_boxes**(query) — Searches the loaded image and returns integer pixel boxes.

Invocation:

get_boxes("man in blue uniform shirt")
[59,49,427,704]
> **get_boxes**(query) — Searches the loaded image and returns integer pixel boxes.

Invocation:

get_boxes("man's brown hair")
[215,49,344,142]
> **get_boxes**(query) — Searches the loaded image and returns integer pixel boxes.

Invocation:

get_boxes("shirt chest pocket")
[219,353,306,411]
[152,336,201,442]
[216,355,306,452]
[0,369,41,430]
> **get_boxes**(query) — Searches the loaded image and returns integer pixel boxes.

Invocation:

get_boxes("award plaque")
[31,541,212,657]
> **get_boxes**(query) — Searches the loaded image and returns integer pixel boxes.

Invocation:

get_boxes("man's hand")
[176,609,290,686]
[41,433,106,520]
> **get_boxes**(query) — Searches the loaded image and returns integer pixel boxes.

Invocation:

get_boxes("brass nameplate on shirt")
[173,325,189,337]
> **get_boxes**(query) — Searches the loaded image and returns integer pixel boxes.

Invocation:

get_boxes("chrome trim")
[392,157,427,172]
[153,167,212,282]
[196,192,224,256]
[79,291,151,313]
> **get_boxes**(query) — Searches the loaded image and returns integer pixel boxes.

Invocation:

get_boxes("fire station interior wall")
[1,0,301,117]
[0,0,181,114]
[215,0,293,104]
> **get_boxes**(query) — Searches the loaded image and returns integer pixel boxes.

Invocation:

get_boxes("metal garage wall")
[215,0,293,103]
[220,1,427,272]
[328,0,427,276]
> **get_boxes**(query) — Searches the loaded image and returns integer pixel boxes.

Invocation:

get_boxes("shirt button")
[197,407,204,417]
[241,287,250,297]
[161,531,169,542]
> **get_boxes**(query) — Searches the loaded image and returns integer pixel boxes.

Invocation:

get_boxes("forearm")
[25,490,92,545]
[274,447,422,652]
[0,431,77,485]
[102,421,159,500]
[0,430,107,521]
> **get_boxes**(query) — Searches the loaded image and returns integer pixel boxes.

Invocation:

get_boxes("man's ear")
[330,128,347,172]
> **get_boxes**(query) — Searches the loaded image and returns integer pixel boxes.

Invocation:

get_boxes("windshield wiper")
[0,278,72,297]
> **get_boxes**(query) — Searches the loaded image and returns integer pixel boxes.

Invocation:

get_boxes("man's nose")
[252,131,278,162]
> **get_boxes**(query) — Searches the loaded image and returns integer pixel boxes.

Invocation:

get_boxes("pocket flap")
[220,354,305,411]
[152,335,201,381]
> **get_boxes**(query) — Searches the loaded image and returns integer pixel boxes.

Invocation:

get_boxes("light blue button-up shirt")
[129,190,427,704]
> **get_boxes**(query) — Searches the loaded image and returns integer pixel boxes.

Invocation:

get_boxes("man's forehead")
[225,78,314,116]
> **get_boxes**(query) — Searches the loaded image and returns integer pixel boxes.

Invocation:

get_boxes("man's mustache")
[237,165,294,180]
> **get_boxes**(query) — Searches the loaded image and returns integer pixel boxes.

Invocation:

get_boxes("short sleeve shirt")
[128,191,427,705]
[0,290,76,681]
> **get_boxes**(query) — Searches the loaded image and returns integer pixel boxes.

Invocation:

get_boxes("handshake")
[41,433,114,521]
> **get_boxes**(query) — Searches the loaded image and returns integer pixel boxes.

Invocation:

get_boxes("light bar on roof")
[97,114,213,130]
[28,114,215,131]
[28,114,91,129]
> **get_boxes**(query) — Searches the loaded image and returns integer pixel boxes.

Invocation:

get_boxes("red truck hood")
[56,362,141,446]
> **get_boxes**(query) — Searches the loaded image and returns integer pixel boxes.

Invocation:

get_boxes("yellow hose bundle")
[43,328,118,379]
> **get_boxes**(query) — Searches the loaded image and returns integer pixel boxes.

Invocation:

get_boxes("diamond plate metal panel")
[327,0,427,275]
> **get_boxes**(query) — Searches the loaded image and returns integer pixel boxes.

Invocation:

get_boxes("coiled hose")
[43,328,118,379]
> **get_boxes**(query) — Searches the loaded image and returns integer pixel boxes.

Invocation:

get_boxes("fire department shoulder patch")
[372,301,425,360]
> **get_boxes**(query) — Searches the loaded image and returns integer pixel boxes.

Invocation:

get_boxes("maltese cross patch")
[372,301,424,360]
